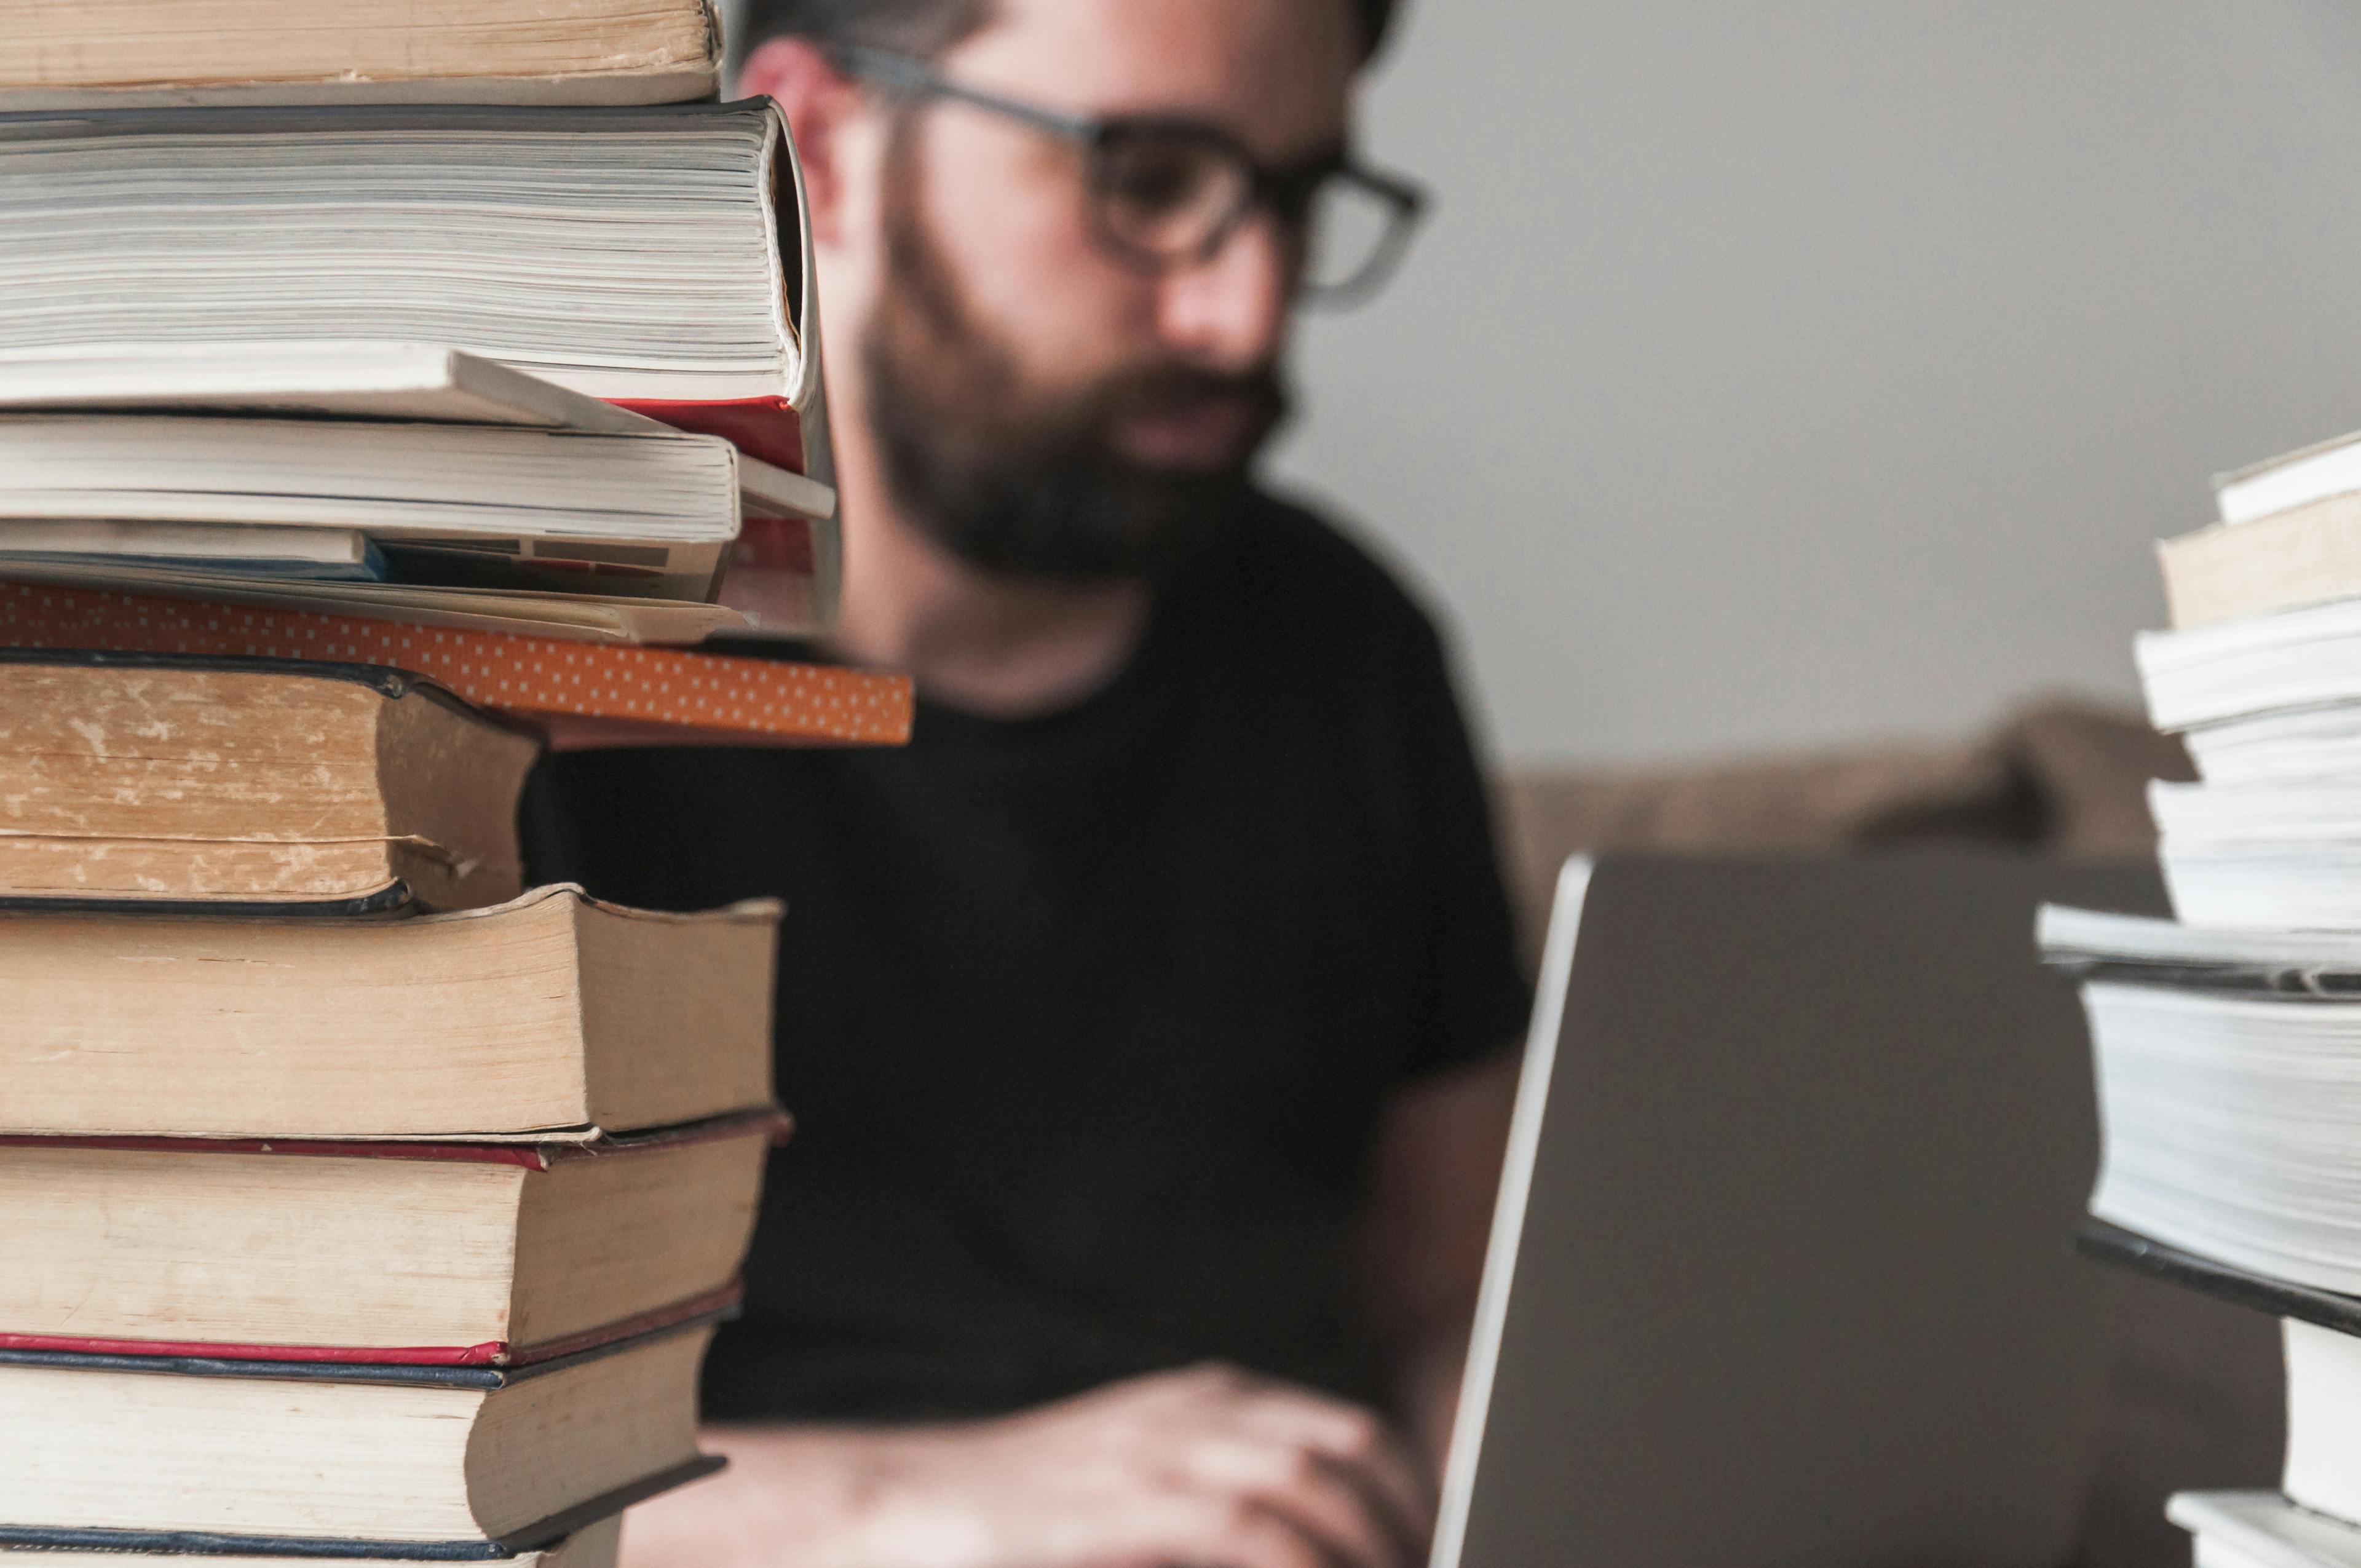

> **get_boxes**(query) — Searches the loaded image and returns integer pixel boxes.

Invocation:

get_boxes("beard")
[860,122,1291,585]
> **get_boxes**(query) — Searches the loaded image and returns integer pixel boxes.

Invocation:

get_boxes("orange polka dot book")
[0,581,914,748]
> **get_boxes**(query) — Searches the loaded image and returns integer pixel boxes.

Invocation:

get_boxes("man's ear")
[738,37,864,247]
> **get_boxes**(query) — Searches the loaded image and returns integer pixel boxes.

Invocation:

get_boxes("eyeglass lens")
[1090,130,1411,297]
[1093,134,1254,261]
[1302,175,1406,296]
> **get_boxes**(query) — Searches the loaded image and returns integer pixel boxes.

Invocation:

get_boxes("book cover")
[0,584,911,746]
[0,1107,785,1366]
[2078,1218,2361,1338]
[0,1291,740,1384]
[0,1462,718,1563]
[0,1318,726,1558]
[0,647,543,915]
[617,396,807,476]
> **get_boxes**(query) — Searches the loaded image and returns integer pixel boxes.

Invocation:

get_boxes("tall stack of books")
[2044,426,2361,1568]
[0,663,785,1558]
[0,3,914,1559]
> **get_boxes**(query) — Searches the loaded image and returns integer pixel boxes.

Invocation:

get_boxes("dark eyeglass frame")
[826,42,1428,306]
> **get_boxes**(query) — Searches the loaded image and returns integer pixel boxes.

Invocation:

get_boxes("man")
[521,0,1528,1562]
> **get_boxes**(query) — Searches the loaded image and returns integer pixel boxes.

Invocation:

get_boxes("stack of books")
[0,0,835,647]
[0,3,915,1558]
[0,655,794,1561]
[2044,426,2361,1567]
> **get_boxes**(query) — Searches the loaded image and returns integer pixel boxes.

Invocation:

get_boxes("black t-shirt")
[518,492,1530,1423]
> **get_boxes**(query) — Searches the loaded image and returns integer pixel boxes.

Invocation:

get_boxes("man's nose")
[1154,210,1296,371]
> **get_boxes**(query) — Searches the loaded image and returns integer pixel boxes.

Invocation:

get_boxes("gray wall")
[1274,1,2361,766]
[729,1,2361,766]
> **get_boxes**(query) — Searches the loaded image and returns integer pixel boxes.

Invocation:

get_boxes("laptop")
[1431,853,2167,1568]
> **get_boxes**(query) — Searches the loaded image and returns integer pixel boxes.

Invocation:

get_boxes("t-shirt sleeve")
[1391,610,1533,1084]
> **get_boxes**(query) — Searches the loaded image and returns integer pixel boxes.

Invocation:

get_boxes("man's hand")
[621,1363,1435,1568]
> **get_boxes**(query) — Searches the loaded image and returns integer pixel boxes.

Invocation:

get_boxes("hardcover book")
[0,583,915,746]
[0,1325,721,1555]
[0,0,722,108]
[2078,1221,2361,1342]
[0,652,537,913]
[0,1516,617,1566]
[0,1113,781,1361]
[2048,906,2361,1295]
[0,885,779,1140]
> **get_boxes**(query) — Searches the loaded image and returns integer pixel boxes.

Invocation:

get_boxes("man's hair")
[736,0,1399,64]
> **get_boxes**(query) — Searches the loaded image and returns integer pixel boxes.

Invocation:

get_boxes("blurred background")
[728,0,2361,770]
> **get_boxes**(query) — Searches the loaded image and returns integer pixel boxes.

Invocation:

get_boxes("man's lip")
[1117,397,1268,467]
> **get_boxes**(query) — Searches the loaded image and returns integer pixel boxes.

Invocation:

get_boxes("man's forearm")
[1395,1308,1477,1473]
[622,1423,919,1568]
[618,1368,1434,1568]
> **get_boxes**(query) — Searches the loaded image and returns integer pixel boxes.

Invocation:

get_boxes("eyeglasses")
[828,44,1428,307]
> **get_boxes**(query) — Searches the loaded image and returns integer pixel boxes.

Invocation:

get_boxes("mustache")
[1100,364,1292,441]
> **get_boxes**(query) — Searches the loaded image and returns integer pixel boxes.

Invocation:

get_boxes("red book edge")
[0,1107,793,1166]
[614,396,806,475]
[0,1283,745,1368]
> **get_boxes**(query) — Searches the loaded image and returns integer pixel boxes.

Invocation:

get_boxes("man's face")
[856,0,1361,581]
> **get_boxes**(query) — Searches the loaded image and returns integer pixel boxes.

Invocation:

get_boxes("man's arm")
[1355,1047,1522,1465]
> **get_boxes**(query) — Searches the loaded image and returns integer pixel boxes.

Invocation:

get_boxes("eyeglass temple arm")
[826,44,1104,145]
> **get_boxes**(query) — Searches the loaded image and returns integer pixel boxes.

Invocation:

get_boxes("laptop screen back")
[1434,855,2165,1568]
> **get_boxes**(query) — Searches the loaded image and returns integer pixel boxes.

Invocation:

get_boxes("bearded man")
[521,1,1528,1562]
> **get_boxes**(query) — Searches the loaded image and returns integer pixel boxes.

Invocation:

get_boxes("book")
[0,347,842,637]
[2043,901,2361,991]
[2285,1318,2361,1526]
[0,1113,777,1362]
[0,562,769,644]
[2077,1222,2361,1342]
[2148,780,2361,929]
[2044,906,2361,1294]
[0,413,827,606]
[0,343,738,438]
[2216,429,2361,529]
[0,343,839,525]
[2170,1491,2361,1568]
[0,0,721,109]
[2137,596,2361,734]
[2161,497,2361,631]
[0,1326,718,1553]
[0,884,778,1140]
[0,1514,616,1566]
[0,103,821,473]
[2182,706,2361,786]
[2154,429,2361,632]
[0,653,538,913]
[0,520,384,581]
[0,582,916,746]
